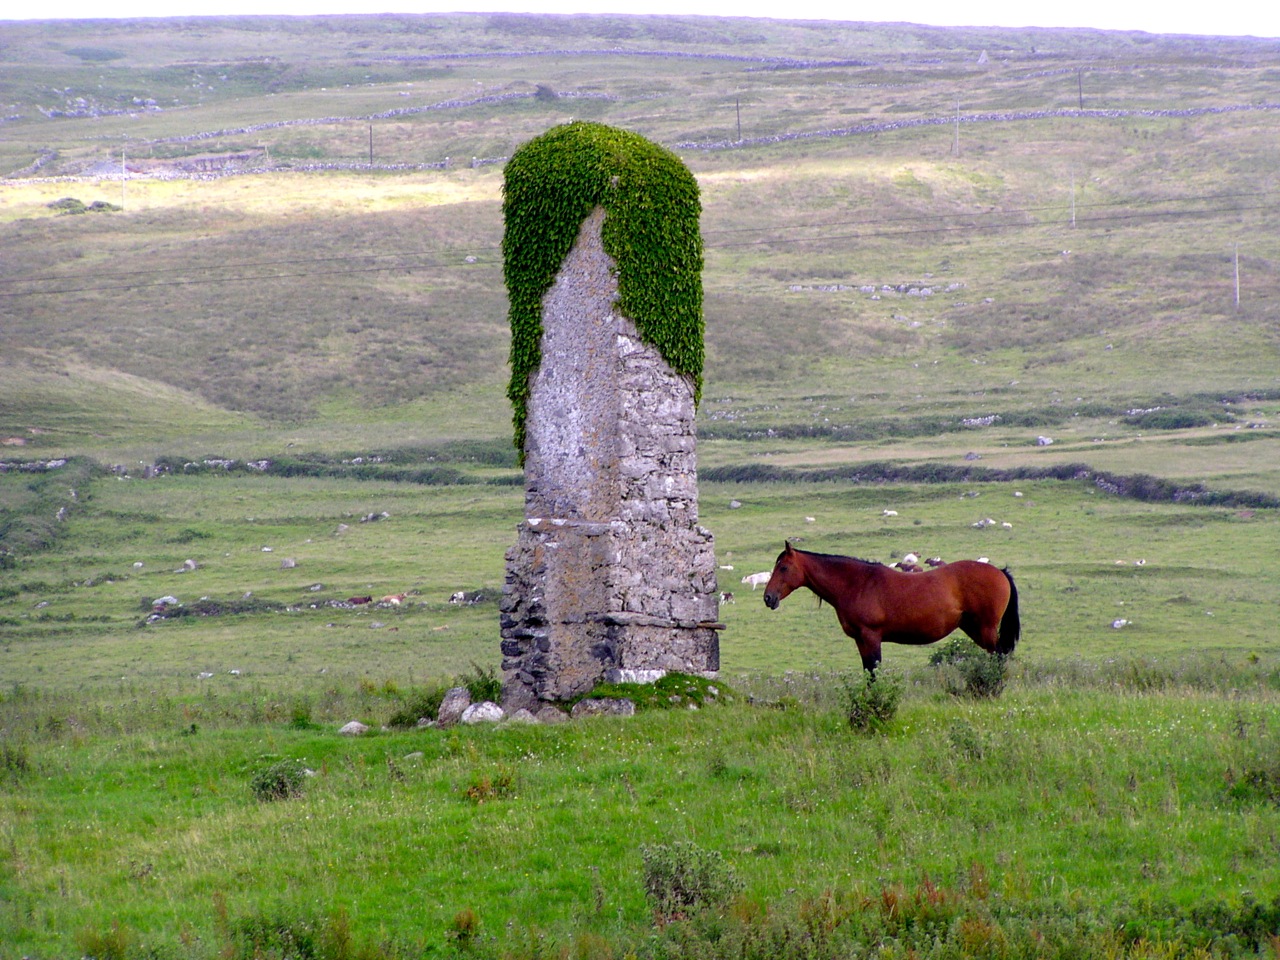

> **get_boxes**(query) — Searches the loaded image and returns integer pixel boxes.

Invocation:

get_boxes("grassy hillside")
[2,13,1278,475]
[2,16,1280,956]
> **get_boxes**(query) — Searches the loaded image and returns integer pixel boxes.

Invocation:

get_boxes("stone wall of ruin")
[500,207,720,711]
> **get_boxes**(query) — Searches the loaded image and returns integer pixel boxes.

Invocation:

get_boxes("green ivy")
[502,121,704,459]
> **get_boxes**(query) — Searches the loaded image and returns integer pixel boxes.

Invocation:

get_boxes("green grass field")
[3,12,1280,958]
[4,471,1278,690]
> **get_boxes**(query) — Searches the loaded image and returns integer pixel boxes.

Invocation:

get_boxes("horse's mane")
[792,547,882,567]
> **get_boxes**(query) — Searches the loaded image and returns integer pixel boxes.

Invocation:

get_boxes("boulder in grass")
[436,687,471,726]
[534,705,570,725]
[461,702,504,724]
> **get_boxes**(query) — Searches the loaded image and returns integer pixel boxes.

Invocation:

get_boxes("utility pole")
[1078,70,1084,110]
[735,98,741,142]
[1234,243,1241,309]
[368,124,374,165]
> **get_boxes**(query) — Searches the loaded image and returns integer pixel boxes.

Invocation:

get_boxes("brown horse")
[763,542,1019,673]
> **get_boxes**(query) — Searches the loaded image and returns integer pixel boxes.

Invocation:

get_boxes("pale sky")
[6,0,1280,39]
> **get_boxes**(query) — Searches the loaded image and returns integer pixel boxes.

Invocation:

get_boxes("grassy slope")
[2,14,1280,957]
[2,15,1278,471]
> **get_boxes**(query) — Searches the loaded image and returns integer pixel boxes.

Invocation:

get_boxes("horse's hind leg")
[959,612,999,654]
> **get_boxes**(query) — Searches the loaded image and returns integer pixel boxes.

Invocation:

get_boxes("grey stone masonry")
[501,206,720,712]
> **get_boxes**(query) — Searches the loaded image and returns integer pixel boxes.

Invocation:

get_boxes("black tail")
[997,567,1020,655]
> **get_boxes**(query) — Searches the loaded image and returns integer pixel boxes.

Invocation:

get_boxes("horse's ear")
[783,540,794,554]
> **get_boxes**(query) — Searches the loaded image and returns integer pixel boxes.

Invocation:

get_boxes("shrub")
[288,701,319,730]
[641,841,743,921]
[930,638,1009,699]
[65,46,125,62]
[1,741,32,780]
[219,904,384,960]
[1226,722,1280,806]
[947,719,986,761]
[250,760,306,802]
[960,654,1008,699]
[461,662,502,705]
[1233,765,1280,804]
[386,685,448,728]
[839,673,901,733]
[385,667,503,728]
[75,921,134,960]
[226,909,319,959]
[48,197,87,214]
[1123,408,1223,429]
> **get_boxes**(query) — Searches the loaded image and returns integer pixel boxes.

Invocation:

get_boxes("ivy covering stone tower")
[499,121,721,712]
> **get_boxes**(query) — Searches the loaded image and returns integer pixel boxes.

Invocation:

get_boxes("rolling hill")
[2,13,1277,481]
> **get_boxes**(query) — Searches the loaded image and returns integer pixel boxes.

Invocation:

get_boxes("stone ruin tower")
[499,121,721,712]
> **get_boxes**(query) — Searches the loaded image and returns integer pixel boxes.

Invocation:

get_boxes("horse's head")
[763,541,803,610]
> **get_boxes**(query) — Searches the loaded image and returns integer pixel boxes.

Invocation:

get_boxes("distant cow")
[741,572,772,590]
[348,596,373,605]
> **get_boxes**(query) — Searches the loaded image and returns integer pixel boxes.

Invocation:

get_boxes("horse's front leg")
[851,628,882,677]
[839,613,883,677]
